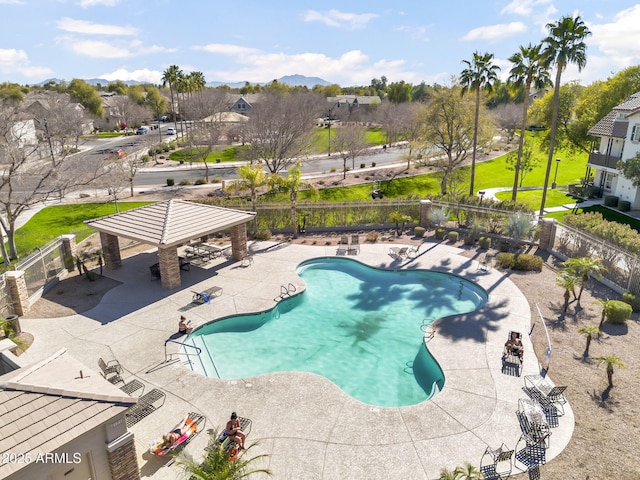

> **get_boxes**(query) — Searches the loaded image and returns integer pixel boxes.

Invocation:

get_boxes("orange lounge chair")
[150,412,206,456]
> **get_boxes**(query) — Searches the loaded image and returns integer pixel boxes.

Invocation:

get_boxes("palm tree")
[556,270,579,312]
[460,51,500,197]
[177,428,271,479]
[538,15,591,218]
[162,65,183,134]
[562,257,605,302]
[597,355,626,388]
[228,164,267,230]
[454,462,482,479]
[268,163,317,239]
[578,325,602,357]
[438,467,459,480]
[507,43,552,201]
[594,298,611,328]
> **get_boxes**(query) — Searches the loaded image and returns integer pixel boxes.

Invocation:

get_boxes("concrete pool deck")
[19,239,574,479]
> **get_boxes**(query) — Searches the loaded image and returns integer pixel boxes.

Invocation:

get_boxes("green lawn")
[13,202,151,257]
[494,188,579,210]
[168,145,249,163]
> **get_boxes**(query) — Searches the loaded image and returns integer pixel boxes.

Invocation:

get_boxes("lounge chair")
[120,379,145,397]
[389,246,408,258]
[337,235,350,255]
[150,263,161,280]
[502,331,523,376]
[350,235,360,254]
[98,357,123,385]
[479,444,513,480]
[150,412,206,456]
[125,388,166,427]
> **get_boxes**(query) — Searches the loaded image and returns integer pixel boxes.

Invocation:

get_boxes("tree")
[578,325,602,357]
[617,151,640,186]
[556,270,579,312]
[507,43,552,201]
[243,92,323,174]
[597,355,626,388]
[388,211,412,236]
[419,84,485,195]
[460,51,500,196]
[331,124,369,179]
[453,462,482,480]
[177,428,271,480]
[562,257,605,302]
[504,140,539,187]
[387,81,413,103]
[268,163,316,239]
[67,79,104,117]
[538,15,591,219]
[162,65,183,133]
[227,164,267,230]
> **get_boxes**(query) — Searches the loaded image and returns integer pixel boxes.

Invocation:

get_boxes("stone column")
[100,232,122,270]
[106,431,140,480]
[419,200,432,228]
[230,224,249,261]
[538,218,557,251]
[5,271,29,316]
[60,234,77,272]
[158,247,181,290]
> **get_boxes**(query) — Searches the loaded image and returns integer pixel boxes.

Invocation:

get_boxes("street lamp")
[552,158,561,189]
[327,103,337,156]
[478,190,485,204]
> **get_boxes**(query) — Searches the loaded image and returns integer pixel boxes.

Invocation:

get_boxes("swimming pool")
[187,257,487,407]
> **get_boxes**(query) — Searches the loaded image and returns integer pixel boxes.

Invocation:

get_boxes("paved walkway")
[19,240,574,479]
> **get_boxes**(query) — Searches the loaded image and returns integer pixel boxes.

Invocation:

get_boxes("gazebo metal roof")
[85,199,256,248]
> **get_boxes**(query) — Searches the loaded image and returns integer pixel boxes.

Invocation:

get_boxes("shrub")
[211,177,222,183]
[194,178,207,185]
[620,292,640,312]
[495,253,543,271]
[166,178,174,186]
[252,229,272,240]
[478,237,491,249]
[463,234,475,246]
[618,200,631,212]
[435,228,446,239]
[179,179,192,186]
[371,162,376,167]
[606,300,633,324]
[162,145,170,152]
[360,163,366,169]
[365,231,379,243]
[498,240,511,252]
[604,195,618,207]
[330,167,337,173]
[448,231,459,242]
[414,226,426,238]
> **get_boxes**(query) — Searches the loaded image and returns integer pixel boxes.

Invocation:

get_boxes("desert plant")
[388,211,412,236]
[463,234,475,246]
[365,231,379,243]
[620,292,640,312]
[414,226,426,238]
[578,325,602,357]
[556,270,579,312]
[448,231,459,243]
[179,179,192,186]
[435,228,446,240]
[252,229,272,240]
[597,355,626,388]
[166,178,175,186]
[562,257,606,302]
[478,236,491,249]
[495,253,543,271]
[503,212,534,249]
[194,178,207,185]
[604,300,632,324]
[429,207,448,228]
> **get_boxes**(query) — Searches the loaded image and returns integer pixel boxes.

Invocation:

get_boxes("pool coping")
[18,240,574,479]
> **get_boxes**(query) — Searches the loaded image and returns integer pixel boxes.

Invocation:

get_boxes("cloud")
[78,0,120,7]
[0,48,52,78]
[501,0,552,16]
[303,9,378,29]
[462,22,527,41]
[588,5,640,64]
[395,25,431,42]
[194,44,260,56]
[56,17,137,36]
[100,68,163,83]
[63,38,134,59]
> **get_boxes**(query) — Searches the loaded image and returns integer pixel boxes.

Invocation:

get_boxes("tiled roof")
[85,200,256,248]
[588,91,640,137]
[0,350,135,477]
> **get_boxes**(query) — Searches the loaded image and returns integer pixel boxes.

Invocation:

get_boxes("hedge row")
[563,212,640,255]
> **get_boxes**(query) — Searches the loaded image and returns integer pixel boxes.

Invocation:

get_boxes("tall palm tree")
[578,325,602,357]
[268,163,317,239]
[162,65,183,134]
[460,51,500,197]
[597,355,626,388]
[228,164,267,230]
[507,43,552,201]
[538,15,591,218]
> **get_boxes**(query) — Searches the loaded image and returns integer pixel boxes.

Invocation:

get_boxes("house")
[0,349,140,480]
[22,92,93,136]
[227,94,261,114]
[587,91,640,209]
[327,95,381,113]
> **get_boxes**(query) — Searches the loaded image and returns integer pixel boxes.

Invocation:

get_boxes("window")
[631,124,640,142]
[605,173,616,190]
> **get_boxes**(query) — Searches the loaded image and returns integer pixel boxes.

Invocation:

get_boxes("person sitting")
[225,412,246,450]
[505,332,524,362]
[178,315,193,334]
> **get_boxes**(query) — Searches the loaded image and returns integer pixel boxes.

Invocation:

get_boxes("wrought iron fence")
[13,237,66,300]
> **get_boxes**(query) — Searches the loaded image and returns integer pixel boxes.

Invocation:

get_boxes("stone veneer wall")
[230,224,248,261]
[158,247,180,290]
[106,432,140,480]
[538,218,557,251]
[100,232,122,270]
[419,200,432,228]
[5,271,29,316]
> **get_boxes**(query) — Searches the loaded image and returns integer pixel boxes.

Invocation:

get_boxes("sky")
[1,0,640,88]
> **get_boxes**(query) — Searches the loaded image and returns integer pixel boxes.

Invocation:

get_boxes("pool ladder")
[274,283,297,302]
[421,318,438,343]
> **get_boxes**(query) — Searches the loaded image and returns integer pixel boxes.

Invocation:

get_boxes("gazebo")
[85,200,256,289]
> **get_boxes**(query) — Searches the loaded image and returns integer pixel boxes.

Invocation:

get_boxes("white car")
[166,127,176,135]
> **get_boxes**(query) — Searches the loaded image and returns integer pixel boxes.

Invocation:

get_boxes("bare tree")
[493,103,523,143]
[111,96,150,133]
[331,124,369,179]
[243,92,324,174]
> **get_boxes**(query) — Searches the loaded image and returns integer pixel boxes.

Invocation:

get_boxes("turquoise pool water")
[187,257,487,407]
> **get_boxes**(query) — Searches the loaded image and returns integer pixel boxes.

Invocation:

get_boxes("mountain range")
[36,74,331,89]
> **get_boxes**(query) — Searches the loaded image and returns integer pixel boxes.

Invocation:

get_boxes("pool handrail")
[164,339,202,367]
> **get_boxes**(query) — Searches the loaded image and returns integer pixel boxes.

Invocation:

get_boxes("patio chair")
[502,331,523,376]
[514,412,549,472]
[150,412,206,457]
[337,235,350,255]
[545,385,568,416]
[389,246,408,258]
[98,357,123,385]
[120,379,145,397]
[125,388,166,427]
[350,235,360,254]
[149,263,161,280]
[479,443,514,479]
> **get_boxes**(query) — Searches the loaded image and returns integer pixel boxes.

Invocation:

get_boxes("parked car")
[166,127,176,135]
[135,127,149,135]
[110,148,126,158]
